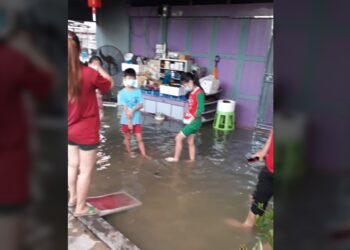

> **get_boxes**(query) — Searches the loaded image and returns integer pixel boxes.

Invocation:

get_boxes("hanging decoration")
[88,0,102,22]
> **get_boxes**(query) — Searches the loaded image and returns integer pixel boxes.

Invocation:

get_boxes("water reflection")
[91,107,268,250]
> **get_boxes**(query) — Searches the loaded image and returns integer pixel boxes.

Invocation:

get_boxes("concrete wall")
[129,4,273,128]
[96,0,130,54]
[95,0,130,90]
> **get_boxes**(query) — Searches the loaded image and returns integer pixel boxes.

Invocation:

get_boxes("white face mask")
[124,79,137,87]
[184,86,193,93]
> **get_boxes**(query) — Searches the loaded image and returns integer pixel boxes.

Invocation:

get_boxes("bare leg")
[263,242,273,250]
[0,213,24,250]
[166,132,185,162]
[187,134,196,162]
[135,133,149,158]
[242,210,257,227]
[225,210,256,229]
[124,132,132,156]
[68,145,79,205]
[75,149,97,214]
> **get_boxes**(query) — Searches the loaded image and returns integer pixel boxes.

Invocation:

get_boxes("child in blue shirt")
[119,68,149,158]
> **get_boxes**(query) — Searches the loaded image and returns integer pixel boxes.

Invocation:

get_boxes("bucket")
[217,99,236,113]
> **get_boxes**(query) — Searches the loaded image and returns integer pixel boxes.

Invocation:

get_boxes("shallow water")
[90,107,269,250]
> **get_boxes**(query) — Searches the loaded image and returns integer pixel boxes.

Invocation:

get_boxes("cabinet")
[142,94,187,120]
[156,101,171,116]
[144,99,156,114]
[171,105,185,120]
[142,89,221,123]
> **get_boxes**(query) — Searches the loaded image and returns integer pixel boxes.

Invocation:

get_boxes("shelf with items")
[201,88,222,123]
[159,58,192,72]
[160,68,187,72]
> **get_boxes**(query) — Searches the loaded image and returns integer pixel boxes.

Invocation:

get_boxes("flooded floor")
[89,107,270,250]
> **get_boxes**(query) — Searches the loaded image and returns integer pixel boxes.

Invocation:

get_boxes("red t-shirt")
[0,44,52,204]
[68,66,111,145]
[184,87,204,119]
[265,131,274,173]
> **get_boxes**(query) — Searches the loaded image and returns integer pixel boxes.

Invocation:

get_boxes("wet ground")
[89,106,270,250]
[68,214,108,250]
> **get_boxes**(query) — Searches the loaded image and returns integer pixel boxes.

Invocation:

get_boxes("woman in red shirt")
[68,31,113,216]
[226,130,274,228]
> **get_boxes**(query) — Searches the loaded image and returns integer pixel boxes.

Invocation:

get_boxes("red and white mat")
[87,191,142,216]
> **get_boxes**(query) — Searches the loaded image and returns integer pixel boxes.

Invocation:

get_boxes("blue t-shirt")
[119,88,144,125]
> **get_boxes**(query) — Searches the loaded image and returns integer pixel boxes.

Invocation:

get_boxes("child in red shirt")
[88,55,104,120]
[166,72,205,162]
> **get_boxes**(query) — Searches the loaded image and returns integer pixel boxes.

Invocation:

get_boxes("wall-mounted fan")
[96,45,125,101]
[96,45,124,76]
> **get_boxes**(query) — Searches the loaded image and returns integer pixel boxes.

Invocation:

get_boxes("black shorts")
[251,167,273,216]
[68,141,99,151]
[0,202,29,215]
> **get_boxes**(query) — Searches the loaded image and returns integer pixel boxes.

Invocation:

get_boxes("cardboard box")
[160,85,186,96]
[179,54,191,60]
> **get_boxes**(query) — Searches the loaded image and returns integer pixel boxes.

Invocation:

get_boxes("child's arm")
[252,130,273,161]
[124,105,133,129]
[131,103,144,112]
[194,92,205,117]
[97,66,115,89]
[127,91,144,117]
[187,92,205,122]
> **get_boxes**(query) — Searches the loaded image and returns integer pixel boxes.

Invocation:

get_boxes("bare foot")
[74,205,99,217]
[165,157,179,162]
[68,199,76,207]
[142,154,152,160]
[129,152,137,158]
[263,242,273,250]
[225,218,253,230]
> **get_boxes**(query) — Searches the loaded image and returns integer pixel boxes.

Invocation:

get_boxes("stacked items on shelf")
[159,58,192,83]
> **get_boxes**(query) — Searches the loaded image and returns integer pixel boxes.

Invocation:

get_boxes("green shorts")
[181,118,202,137]
[68,141,99,151]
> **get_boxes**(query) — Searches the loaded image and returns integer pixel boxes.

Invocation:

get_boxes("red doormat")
[87,191,142,216]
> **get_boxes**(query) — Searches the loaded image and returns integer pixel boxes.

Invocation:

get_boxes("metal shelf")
[160,58,188,62]
[160,68,186,72]
[202,109,216,115]
[204,100,218,106]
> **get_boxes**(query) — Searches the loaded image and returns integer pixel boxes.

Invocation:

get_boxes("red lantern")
[88,0,102,22]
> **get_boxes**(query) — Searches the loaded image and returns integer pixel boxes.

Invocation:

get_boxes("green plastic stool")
[213,111,235,131]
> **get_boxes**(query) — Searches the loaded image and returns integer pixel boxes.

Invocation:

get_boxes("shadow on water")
[90,107,269,250]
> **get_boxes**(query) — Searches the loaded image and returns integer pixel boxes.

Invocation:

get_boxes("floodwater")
[89,106,270,250]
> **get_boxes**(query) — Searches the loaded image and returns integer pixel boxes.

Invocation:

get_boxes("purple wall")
[168,18,187,52]
[191,19,212,54]
[129,4,273,128]
[217,19,241,55]
[146,18,161,57]
[131,18,145,56]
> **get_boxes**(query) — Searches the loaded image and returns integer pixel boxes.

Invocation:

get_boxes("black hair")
[89,55,103,66]
[123,68,137,78]
[181,71,204,91]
